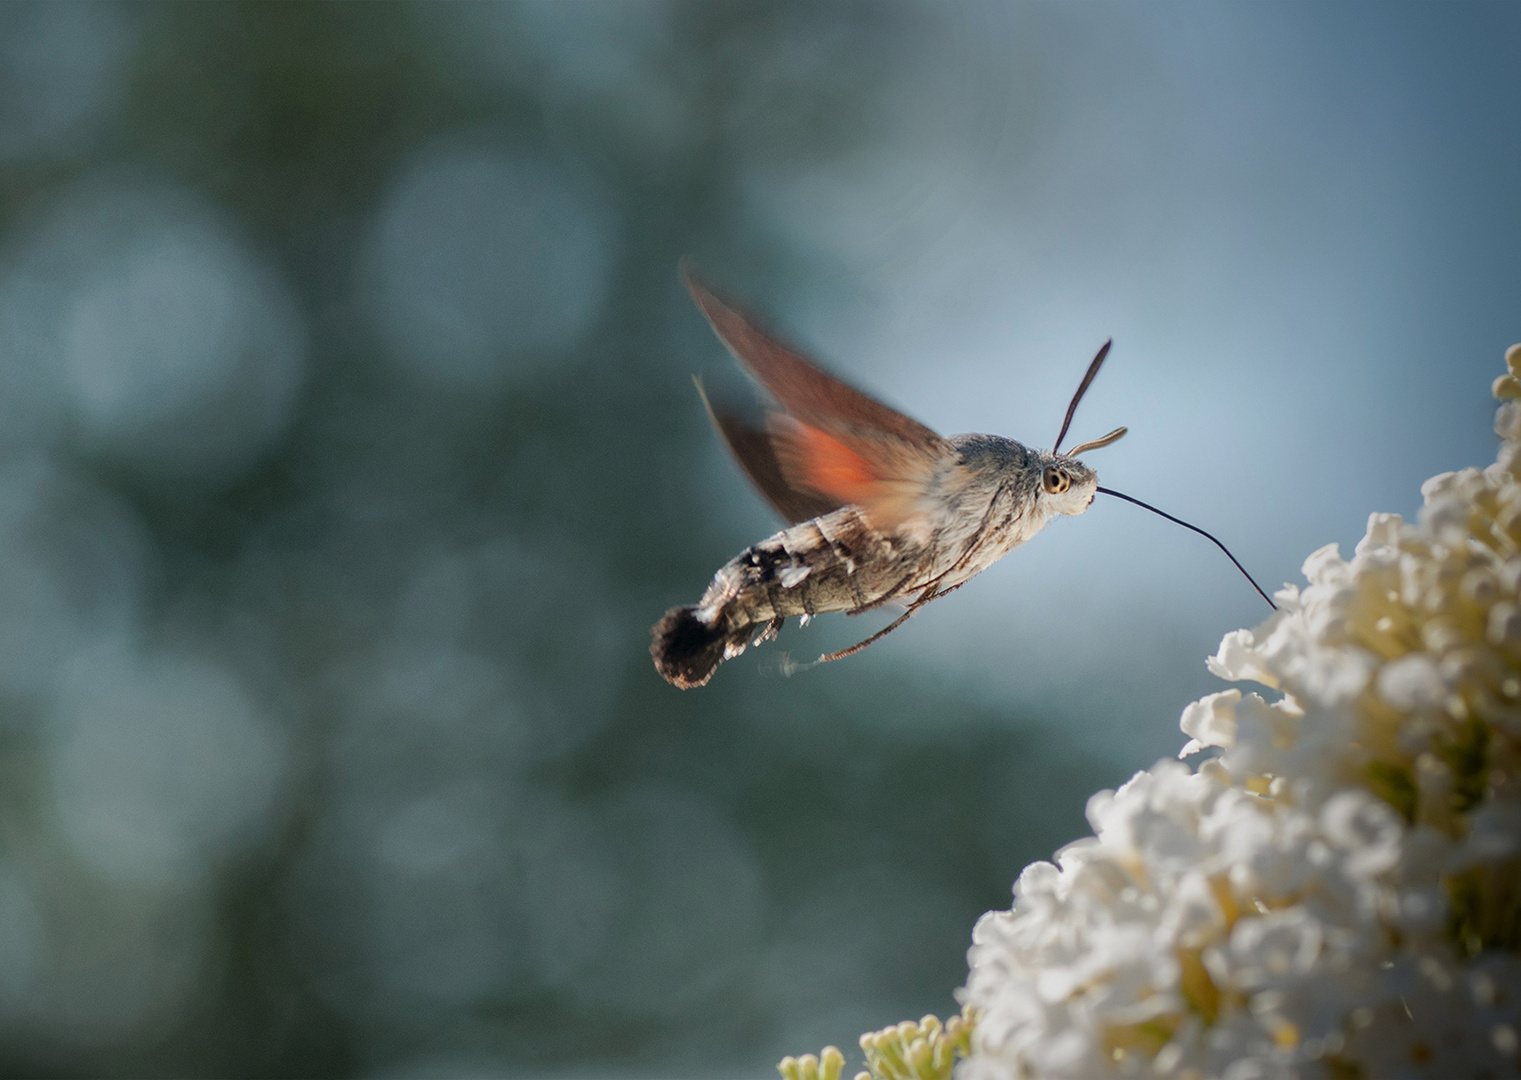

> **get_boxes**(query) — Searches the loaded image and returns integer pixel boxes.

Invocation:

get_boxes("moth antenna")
[1065,426,1128,457]
[1095,487,1277,611]
[806,583,951,667]
[1052,338,1112,454]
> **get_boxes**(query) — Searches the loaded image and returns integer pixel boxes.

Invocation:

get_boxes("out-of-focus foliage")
[0,4,1110,1076]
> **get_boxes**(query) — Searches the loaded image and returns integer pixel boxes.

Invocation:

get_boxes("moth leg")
[816,588,941,664]
[904,492,999,598]
[751,615,784,646]
[845,542,939,617]
[866,512,983,616]
[868,561,961,616]
[844,570,919,616]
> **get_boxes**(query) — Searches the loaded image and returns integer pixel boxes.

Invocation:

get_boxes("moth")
[651,267,1272,689]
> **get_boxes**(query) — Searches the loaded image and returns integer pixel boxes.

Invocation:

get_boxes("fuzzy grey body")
[651,434,1098,688]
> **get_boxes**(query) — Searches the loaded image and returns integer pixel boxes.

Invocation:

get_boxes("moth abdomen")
[650,604,739,689]
[650,505,936,688]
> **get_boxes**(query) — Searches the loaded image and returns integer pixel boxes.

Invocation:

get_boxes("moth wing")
[684,265,952,534]
[696,384,845,525]
[764,414,947,534]
[683,266,946,448]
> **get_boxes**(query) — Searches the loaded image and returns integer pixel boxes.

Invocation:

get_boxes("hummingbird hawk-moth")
[651,266,1272,689]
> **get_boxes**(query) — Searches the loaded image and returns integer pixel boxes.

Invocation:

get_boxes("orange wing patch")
[789,423,881,504]
[770,415,938,538]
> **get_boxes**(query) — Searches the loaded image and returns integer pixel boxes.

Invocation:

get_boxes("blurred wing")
[697,385,844,525]
[683,265,945,447]
[684,265,952,533]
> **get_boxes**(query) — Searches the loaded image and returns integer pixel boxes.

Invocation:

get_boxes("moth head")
[1038,455,1098,516]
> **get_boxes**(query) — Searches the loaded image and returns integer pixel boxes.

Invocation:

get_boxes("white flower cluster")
[780,1013,974,1080]
[959,346,1521,1080]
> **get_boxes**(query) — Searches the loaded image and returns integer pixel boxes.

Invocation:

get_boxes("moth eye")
[1042,467,1070,495]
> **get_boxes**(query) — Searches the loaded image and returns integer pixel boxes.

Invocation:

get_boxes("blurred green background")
[0,2,1516,1076]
